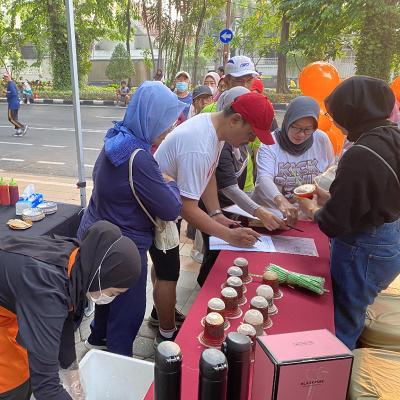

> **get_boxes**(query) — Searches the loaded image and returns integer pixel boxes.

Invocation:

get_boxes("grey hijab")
[275,96,320,156]
[216,86,250,112]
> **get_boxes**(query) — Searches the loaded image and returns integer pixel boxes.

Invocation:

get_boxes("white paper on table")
[209,235,276,253]
[269,235,319,257]
[224,204,284,220]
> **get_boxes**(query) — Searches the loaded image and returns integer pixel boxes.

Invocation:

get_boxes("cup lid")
[221,287,238,298]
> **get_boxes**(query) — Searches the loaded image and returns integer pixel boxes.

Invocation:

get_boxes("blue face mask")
[176,82,188,92]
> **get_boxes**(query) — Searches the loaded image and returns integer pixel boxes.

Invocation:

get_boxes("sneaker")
[20,101,23,104]
[12,131,22,137]
[84,335,107,350]
[27,100,30,105]
[153,329,179,348]
[190,249,203,264]
[148,307,186,327]
[115,104,121,107]
[21,125,28,136]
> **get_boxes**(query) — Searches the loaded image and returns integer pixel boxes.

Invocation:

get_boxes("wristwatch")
[209,209,223,217]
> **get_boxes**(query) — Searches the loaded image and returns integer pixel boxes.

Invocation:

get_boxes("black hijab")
[274,96,320,155]
[0,221,141,322]
[324,76,395,142]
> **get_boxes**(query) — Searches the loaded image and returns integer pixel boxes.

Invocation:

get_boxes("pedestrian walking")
[2,72,28,136]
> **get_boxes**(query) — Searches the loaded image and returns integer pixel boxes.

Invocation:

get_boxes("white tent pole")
[65,0,87,209]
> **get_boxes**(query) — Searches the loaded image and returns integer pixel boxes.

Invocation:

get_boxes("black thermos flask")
[198,348,228,400]
[154,341,182,400]
[221,332,252,400]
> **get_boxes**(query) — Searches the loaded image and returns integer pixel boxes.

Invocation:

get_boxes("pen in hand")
[234,221,262,242]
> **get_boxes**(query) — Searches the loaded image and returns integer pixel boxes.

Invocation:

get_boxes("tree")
[105,43,136,83]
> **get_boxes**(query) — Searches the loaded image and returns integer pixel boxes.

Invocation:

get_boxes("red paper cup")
[263,271,283,299]
[201,298,230,331]
[237,324,257,362]
[250,296,272,329]
[294,184,316,198]
[244,309,265,337]
[198,312,226,348]
[221,267,247,293]
[221,287,242,319]
[256,285,278,315]
[234,257,252,284]
[226,276,247,306]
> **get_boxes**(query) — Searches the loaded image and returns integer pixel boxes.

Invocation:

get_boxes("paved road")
[0,103,285,179]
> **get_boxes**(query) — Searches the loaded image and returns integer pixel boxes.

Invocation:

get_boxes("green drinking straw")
[291,169,302,186]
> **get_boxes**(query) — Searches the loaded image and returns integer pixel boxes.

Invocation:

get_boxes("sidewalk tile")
[132,337,155,359]
[177,270,199,290]
[138,321,158,339]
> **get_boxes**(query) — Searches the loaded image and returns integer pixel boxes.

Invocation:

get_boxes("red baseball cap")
[230,92,275,145]
[2,71,11,78]
[250,78,264,93]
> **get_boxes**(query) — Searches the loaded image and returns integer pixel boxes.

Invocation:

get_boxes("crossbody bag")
[129,149,180,253]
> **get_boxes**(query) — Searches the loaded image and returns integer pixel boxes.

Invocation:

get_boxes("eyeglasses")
[325,112,333,122]
[196,96,213,104]
[289,125,317,135]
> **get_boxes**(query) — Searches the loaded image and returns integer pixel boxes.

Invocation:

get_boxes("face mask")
[87,236,122,305]
[176,82,188,92]
[91,292,115,305]
[210,86,218,97]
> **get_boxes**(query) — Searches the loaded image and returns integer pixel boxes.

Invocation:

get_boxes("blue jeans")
[330,219,400,350]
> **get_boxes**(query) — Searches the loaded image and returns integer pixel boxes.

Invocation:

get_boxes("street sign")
[220,29,233,44]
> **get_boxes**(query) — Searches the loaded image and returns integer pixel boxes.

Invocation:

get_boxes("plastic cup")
[198,312,226,348]
[201,298,230,331]
[243,309,265,336]
[250,296,272,329]
[294,184,316,199]
[237,324,257,362]
[221,267,247,293]
[256,285,278,315]
[233,258,252,283]
[221,287,242,319]
[226,277,247,306]
[262,271,283,299]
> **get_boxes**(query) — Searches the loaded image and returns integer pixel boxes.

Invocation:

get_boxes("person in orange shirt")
[0,221,141,400]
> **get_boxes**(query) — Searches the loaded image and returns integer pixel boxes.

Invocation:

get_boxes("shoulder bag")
[129,149,180,253]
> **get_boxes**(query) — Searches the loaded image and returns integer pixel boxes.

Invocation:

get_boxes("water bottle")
[0,177,10,206]
[154,341,182,400]
[198,348,228,400]
[221,332,252,400]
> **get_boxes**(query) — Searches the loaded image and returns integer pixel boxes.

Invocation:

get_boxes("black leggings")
[0,379,32,400]
[197,232,220,287]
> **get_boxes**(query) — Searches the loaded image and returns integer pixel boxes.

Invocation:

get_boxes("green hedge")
[35,86,137,100]
[264,89,303,103]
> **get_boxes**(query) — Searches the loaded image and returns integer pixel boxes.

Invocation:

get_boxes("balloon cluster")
[298,61,345,155]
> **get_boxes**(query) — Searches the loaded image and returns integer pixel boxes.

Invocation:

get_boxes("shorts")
[118,94,129,101]
[149,220,181,282]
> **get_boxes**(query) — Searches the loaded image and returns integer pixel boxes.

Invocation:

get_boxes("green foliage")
[141,48,154,71]
[105,43,136,83]
[265,88,303,103]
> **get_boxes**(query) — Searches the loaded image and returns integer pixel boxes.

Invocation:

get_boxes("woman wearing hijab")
[0,221,141,400]
[197,87,289,286]
[252,96,335,225]
[296,76,400,350]
[153,69,165,84]
[203,71,220,101]
[19,82,34,104]
[77,81,184,356]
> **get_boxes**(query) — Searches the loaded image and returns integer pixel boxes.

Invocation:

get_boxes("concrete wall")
[88,60,151,86]
[0,57,52,82]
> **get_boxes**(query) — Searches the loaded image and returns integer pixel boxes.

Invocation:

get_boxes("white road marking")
[1,158,25,162]
[2,176,94,189]
[0,141,33,146]
[42,145,67,148]
[83,147,101,151]
[37,161,66,165]
[84,164,94,167]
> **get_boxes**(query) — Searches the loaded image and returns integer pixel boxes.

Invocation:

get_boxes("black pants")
[0,379,32,400]
[149,220,182,282]
[8,109,24,130]
[197,232,221,287]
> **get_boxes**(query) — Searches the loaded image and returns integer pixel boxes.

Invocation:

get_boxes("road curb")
[0,97,288,110]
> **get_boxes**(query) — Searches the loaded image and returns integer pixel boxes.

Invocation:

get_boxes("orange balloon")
[327,126,345,155]
[391,75,400,103]
[330,124,345,137]
[299,61,340,102]
[317,102,332,132]
[325,130,337,155]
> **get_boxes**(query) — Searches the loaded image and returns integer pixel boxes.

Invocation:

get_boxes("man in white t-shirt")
[150,92,276,346]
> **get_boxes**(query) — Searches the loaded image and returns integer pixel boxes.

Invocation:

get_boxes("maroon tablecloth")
[144,221,334,400]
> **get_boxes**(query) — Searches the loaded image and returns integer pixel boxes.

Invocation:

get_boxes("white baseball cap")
[175,71,191,81]
[225,56,258,78]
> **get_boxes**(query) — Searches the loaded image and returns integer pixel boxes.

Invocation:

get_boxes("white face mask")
[88,237,122,306]
[210,86,218,97]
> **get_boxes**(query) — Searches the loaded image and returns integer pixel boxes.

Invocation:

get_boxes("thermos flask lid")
[155,341,182,373]
[199,349,228,380]
[224,332,252,354]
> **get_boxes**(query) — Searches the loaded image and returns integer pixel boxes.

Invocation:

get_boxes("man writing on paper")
[150,93,270,347]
